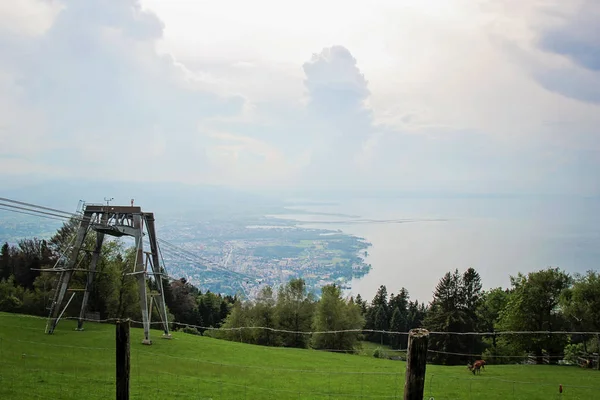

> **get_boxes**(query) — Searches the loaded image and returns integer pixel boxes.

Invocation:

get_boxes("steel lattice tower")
[45,204,171,344]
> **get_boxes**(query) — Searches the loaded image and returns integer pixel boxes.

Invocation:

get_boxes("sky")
[0,0,599,197]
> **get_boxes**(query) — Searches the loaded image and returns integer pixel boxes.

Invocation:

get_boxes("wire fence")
[1,312,599,399]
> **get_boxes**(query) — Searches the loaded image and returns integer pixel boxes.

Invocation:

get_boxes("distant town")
[157,213,372,298]
[0,208,372,299]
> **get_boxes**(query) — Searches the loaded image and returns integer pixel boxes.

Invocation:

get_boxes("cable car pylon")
[44,203,171,345]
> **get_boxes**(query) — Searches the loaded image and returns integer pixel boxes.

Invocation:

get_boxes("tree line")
[1,222,599,367]
[208,279,429,353]
[206,265,600,368]
[211,279,365,351]
[423,267,600,366]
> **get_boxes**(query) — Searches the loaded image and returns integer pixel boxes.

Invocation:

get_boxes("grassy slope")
[0,312,598,399]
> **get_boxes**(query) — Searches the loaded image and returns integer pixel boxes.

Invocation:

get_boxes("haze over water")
[279,196,600,303]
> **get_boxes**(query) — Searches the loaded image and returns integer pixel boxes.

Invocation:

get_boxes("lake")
[275,196,600,304]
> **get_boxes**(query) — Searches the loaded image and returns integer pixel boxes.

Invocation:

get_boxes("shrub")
[181,325,200,335]
[373,347,386,359]
[563,343,584,365]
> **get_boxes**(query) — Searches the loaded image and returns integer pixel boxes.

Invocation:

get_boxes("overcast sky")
[1,0,599,196]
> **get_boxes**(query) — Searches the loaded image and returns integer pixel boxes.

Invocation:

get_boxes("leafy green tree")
[99,248,142,320]
[561,271,600,332]
[478,288,510,332]
[498,268,571,364]
[275,278,315,348]
[83,240,123,318]
[168,277,201,326]
[250,286,279,346]
[0,276,22,312]
[217,300,253,343]
[481,335,527,365]
[198,291,222,328]
[11,238,53,289]
[477,287,510,360]
[312,284,364,352]
[48,217,80,255]
[560,270,600,362]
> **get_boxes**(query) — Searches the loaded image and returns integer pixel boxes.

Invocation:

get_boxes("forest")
[1,220,599,367]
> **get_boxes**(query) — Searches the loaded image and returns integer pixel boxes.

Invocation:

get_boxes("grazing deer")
[468,359,486,375]
[475,359,486,370]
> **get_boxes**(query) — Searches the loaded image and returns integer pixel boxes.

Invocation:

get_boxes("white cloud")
[0,0,598,195]
[0,0,63,37]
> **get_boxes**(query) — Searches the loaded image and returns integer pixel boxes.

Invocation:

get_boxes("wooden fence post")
[404,328,429,400]
[596,334,600,371]
[116,319,131,400]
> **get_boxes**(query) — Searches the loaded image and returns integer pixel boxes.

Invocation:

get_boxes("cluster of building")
[159,221,371,298]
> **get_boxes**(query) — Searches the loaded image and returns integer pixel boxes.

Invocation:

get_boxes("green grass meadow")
[0,312,598,399]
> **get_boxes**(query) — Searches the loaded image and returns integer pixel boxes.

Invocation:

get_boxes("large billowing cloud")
[297,46,377,187]
[303,46,370,119]
[0,0,244,184]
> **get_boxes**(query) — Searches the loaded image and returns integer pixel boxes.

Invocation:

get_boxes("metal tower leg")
[153,278,171,336]
[77,213,107,330]
[145,215,171,337]
[133,214,151,345]
[48,215,91,334]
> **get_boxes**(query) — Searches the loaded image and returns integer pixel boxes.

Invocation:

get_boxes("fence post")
[116,319,131,400]
[597,334,600,371]
[403,328,429,400]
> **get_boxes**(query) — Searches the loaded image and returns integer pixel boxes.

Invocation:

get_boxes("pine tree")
[424,268,483,365]
[0,243,12,280]
[389,307,405,349]
[461,267,484,355]
[355,294,367,315]
[365,285,388,342]
[374,304,389,344]
[388,288,409,319]
[406,300,427,330]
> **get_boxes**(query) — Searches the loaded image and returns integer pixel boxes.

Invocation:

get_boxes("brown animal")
[475,359,486,370]
[468,360,486,375]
